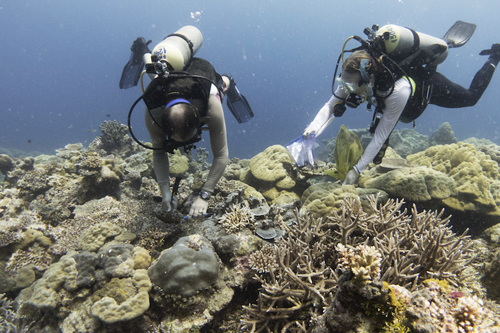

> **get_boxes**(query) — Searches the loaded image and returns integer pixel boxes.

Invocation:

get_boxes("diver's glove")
[189,196,209,219]
[303,127,317,139]
[131,37,152,63]
[480,43,500,65]
[333,103,347,117]
[343,166,360,185]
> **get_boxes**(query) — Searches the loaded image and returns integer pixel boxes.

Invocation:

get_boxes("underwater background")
[0,0,499,159]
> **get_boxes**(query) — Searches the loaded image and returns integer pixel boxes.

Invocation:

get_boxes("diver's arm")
[203,94,230,193]
[145,107,174,210]
[305,88,346,135]
[354,78,411,172]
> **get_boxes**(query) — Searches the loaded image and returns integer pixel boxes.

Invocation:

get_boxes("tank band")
[165,33,195,58]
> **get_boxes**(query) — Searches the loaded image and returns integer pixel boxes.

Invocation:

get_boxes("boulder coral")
[301,182,388,219]
[90,269,152,324]
[148,234,221,297]
[407,142,500,215]
[360,165,456,202]
[243,145,306,204]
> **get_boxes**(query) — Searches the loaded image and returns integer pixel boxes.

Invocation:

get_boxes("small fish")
[87,128,97,133]
[105,114,111,117]
[27,139,31,143]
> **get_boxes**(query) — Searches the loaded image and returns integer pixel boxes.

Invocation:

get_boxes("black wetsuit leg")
[429,61,496,108]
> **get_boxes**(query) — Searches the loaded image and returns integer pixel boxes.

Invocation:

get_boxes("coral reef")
[242,196,482,332]
[2,120,500,332]
[429,121,458,146]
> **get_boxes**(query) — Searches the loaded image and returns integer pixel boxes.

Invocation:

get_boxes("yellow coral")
[336,243,382,284]
[249,145,293,182]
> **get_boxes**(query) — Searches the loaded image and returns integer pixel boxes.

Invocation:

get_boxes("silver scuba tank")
[151,25,203,71]
[376,24,449,67]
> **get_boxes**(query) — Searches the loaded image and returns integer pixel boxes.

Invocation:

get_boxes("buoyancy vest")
[143,57,223,153]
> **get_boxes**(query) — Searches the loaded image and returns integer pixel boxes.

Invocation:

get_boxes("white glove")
[343,167,360,185]
[303,127,317,139]
[189,196,209,219]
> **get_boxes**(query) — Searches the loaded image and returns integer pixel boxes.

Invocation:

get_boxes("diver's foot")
[480,43,500,65]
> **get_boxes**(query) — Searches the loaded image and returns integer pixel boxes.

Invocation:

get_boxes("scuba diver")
[302,21,500,185]
[119,26,253,219]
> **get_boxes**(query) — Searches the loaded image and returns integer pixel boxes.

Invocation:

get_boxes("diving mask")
[335,76,367,108]
[335,76,363,95]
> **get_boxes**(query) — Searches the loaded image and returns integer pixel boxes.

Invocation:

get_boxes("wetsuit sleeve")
[355,78,411,172]
[203,93,230,193]
[306,87,346,134]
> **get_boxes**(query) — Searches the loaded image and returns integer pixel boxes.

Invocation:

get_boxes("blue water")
[1,0,499,159]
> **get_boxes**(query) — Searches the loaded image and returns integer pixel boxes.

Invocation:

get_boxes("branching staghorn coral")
[241,210,338,332]
[242,195,477,332]
[325,196,476,290]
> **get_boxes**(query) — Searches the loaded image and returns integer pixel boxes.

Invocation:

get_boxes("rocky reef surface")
[1,120,500,332]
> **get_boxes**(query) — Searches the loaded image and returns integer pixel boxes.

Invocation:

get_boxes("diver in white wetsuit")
[303,22,500,185]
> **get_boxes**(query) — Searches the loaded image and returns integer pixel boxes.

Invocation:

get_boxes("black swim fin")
[442,20,476,48]
[119,37,152,89]
[225,76,254,123]
[479,43,500,56]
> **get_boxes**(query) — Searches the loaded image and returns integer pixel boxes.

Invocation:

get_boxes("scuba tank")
[374,24,449,69]
[151,25,203,71]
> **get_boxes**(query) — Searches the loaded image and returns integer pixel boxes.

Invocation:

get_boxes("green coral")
[169,149,189,175]
[364,282,410,333]
[328,124,363,181]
